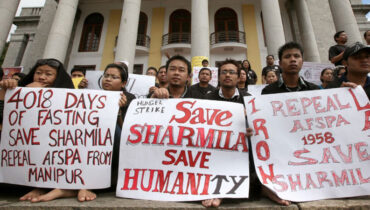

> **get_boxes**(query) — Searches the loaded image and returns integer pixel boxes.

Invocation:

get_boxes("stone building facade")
[1,0,369,83]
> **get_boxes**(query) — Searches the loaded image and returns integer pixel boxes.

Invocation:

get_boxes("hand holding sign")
[116,99,250,201]
[244,87,370,202]
[0,87,121,189]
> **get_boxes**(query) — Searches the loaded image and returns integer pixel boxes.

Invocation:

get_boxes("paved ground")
[0,185,369,209]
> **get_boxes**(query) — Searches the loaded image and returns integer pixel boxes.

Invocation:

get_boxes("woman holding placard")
[103,62,136,189]
[0,58,96,202]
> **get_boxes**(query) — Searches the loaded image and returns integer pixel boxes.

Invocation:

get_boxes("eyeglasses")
[36,59,61,69]
[220,70,238,75]
[103,73,121,80]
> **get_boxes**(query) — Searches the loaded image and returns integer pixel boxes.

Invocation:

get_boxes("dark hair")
[71,67,86,76]
[364,30,370,39]
[147,66,158,74]
[202,59,208,64]
[241,59,252,71]
[334,66,346,78]
[0,67,3,79]
[265,69,278,77]
[104,63,129,82]
[19,58,74,88]
[157,65,166,75]
[217,58,241,77]
[166,55,192,75]
[199,67,212,77]
[12,72,26,81]
[278,42,304,61]
[320,68,333,82]
[334,31,345,42]
[239,68,249,86]
[266,55,274,59]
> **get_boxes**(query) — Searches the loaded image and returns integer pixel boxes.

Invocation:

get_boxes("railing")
[19,7,42,16]
[162,32,191,46]
[136,34,150,48]
[210,31,246,45]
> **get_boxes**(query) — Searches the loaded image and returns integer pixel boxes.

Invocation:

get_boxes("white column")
[191,0,210,61]
[0,0,20,55]
[261,0,285,57]
[294,0,320,62]
[43,0,79,62]
[329,0,362,44]
[115,0,141,73]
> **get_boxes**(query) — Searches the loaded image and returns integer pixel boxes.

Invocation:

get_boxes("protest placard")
[192,67,218,87]
[0,87,121,189]
[2,67,23,79]
[85,71,155,98]
[125,74,156,98]
[299,62,334,85]
[244,87,370,202]
[247,85,267,96]
[191,56,208,68]
[116,99,250,201]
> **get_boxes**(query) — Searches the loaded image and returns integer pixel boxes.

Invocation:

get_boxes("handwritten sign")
[192,67,218,88]
[244,87,370,202]
[116,99,250,201]
[0,87,121,189]
[85,71,155,98]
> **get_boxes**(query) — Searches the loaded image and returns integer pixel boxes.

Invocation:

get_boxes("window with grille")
[79,13,104,52]
[214,8,238,43]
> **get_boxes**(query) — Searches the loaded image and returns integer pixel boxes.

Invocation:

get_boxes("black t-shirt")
[242,68,258,85]
[328,44,346,66]
[262,77,320,95]
[238,87,250,97]
[327,75,370,100]
[189,83,217,99]
[120,90,136,121]
[205,88,248,104]
[147,86,194,98]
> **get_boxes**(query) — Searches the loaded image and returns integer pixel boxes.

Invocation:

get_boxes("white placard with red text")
[244,87,370,202]
[116,99,249,201]
[0,87,121,189]
[192,67,218,87]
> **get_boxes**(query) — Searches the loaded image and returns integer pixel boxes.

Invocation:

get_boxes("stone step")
[1,192,370,210]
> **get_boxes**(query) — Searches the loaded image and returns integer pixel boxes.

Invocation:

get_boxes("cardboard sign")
[116,99,250,201]
[0,87,121,189]
[244,87,370,202]
[192,67,218,87]
[85,71,155,98]
[247,85,267,96]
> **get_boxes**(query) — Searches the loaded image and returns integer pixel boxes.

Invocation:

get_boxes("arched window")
[214,8,238,42]
[79,13,104,52]
[137,12,148,47]
[138,12,148,35]
[169,9,191,43]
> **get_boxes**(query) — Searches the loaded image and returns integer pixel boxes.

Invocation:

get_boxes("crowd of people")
[0,30,369,207]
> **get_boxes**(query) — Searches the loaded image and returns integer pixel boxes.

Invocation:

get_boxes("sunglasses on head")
[36,59,61,69]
